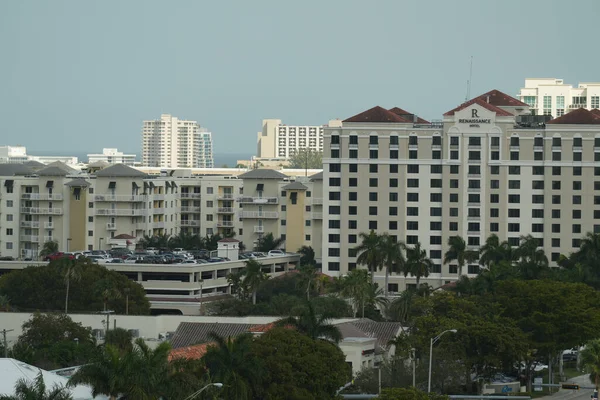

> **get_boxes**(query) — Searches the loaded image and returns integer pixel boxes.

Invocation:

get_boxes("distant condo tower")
[141,114,214,168]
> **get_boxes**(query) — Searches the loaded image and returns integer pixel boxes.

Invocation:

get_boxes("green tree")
[104,327,133,354]
[203,333,262,400]
[297,245,316,266]
[340,269,372,317]
[0,263,149,315]
[0,372,73,400]
[296,264,318,300]
[68,345,126,400]
[242,259,268,305]
[354,230,383,283]
[0,294,10,311]
[581,339,600,387]
[277,300,342,343]
[287,148,323,169]
[405,242,432,289]
[39,240,59,259]
[250,328,349,400]
[377,387,449,400]
[443,236,478,277]
[478,234,513,268]
[379,234,406,297]
[56,258,85,314]
[515,235,549,280]
[255,232,285,252]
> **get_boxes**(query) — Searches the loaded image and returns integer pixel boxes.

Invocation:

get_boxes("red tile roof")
[547,108,600,125]
[591,109,600,117]
[388,107,430,124]
[343,106,411,123]
[248,322,294,333]
[475,89,529,107]
[168,342,213,361]
[444,98,514,117]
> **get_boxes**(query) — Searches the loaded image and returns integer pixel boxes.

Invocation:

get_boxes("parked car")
[44,252,75,262]
[86,255,108,263]
[268,249,285,257]
[107,258,124,263]
[176,260,197,264]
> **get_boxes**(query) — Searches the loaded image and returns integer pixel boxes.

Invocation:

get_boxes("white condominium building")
[322,89,600,292]
[257,119,326,159]
[142,114,214,169]
[518,78,600,117]
[88,148,137,166]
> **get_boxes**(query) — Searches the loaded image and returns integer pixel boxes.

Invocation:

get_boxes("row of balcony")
[21,207,63,215]
[21,193,64,201]
[237,196,278,204]
[94,194,147,202]
[20,235,54,243]
[20,221,54,229]
[95,209,147,216]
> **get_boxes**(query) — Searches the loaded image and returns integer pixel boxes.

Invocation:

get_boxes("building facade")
[237,169,323,260]
[518,78,600,117]
[142,114,214,169]
[256,119,328,160]
[322,90,600,292]
[0,146,78,165]
[88,148,137,166]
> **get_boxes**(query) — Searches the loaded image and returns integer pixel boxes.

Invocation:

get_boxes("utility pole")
[1,329,14,357]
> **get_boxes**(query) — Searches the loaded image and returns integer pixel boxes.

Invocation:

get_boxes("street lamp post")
[428,329,457,393]
[183,383,223,400]
[124,287,131,315]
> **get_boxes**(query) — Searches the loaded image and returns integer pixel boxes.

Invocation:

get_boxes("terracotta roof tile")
[547,108,600,125]
[444,98,513,117]
[343,106,411,123]
[170,322,254,348]
[475,89,529,107]
[388,107,429,124]
[168,342,213,361]
[591,109,600,117]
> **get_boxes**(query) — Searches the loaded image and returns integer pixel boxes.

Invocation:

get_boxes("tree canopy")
[287,148,323,169]
[0,262,149,314]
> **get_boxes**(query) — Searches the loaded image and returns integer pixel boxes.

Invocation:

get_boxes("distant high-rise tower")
[142,114,214,168]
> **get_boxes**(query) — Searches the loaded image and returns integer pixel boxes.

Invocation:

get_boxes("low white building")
[0,145,78,165]
[88,148,137,166]
[518,78,600,117]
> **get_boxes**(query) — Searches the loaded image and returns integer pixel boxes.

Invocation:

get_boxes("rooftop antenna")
[465,56,473,102]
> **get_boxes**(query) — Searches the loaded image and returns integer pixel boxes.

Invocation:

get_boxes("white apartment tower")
[257,119,326,159]
[518,78,600,117]
[142,114,214,169]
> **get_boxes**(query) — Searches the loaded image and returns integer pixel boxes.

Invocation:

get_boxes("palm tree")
[479,234,513,268]
[203,333,262,400]
[277,300,342,343]
[379,234,405,297]
[354,230,383,283]
[68,345,126,400]
[340,269,371,317]
[0,294,10,312]
[1,372,72,400]
[57,258,84,314]
[405,242,432,289]
[297,245,316,266]
[39,240,59,258]
[296,264,318,300]
[388,290,415,326]
[242,259,268,305]
[516,235,549,280]
[255,233,285,252]
[362,283,389,318]
[581,339,600,387]
[95,280,123,312]
[444,235,479,277]
[579,232,600,271]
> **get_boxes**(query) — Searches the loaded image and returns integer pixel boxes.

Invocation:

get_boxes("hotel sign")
[459,109,491,127]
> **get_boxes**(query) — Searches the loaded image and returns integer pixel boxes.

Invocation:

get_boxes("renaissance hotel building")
[322,90,600,292]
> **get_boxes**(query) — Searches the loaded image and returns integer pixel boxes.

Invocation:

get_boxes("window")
[533,166,544,175]
[450,193,458,203]
[389,164,398,173]
[552,209,561,218]
[329,192,341,200]
[490,180,500,189]
[449,222,458,231]
[491,151,499,160]
[5,228,12,235]
[348,192,357,201]
[329,177,341,186]
[450,165,459,174]
[349,164,358,173]
[552,224,560,233]
[509,180,521,189]
[390,150,398,159]
[6,214,12,221]
[407,207,419,216]
[534,152,544,161]
[468,180,480,189]
[369,135,378,145]
[430,179,442,188]
[305,220,311,227]
[389,178,398,187]
[329,206,340,214]
[573,224,581,234]
[451,151,459,160]
[573,195,581,204]
[450,179,459,188]
[330,149,339,158]
[329,163,341,172]
[328,262,340,271]
[348,234,357,243]
[369,206,377,215]
[490,223,499,232]
[469,194,480,203]
[348,220,357,229]
[532,224,544,233]
[552,195,561,204]
[552,137,562,148]
[369,221,377,230]
[450,208,459,217]
[328,234,340,242]
[348,206,357,215]
[469,151,481,160]
[430,193,442,202]
[349,135,358,145]
[369,178,378,187]
[89,202,93,208]
[409,150,418,159]
[305,234,311,241]
[389,221,397,230]
[406,235,418,245]
[407,221,419,230]
[552,166,561,176]
[532,181,544,190]
[431,165,442,174]
[468,222,480,232]
[552,181,561,190]
[508,194,520,203]
[369,164,378,173]
[552,152,561,161]
[491,137,500,147]
[508,209,520,218]
[510,151,519,161]
[430,207,442,217]
[206,214,213,221]
[491,208,499,218]
[369,192,378,201]
[407,165,419,173]
[389,192,398,202]
[573,210,581,219]
[369,150,378,159]
[407,179,419,188]
[532,195,544,204]
[88,230,93,237]
[88,216,93,222]
[430,221,442,231]
[573,238,581,248]
[430,236,442,245]
[6,200,12,207]
[329,220,341,229]
[573,181,582,190]
[407,193,418,202]
[509,166,520,175]
[532,209,544,218]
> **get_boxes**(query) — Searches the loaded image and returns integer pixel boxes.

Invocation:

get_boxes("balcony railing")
[311,212,323,219]
[94,194,146,202]
[180,206,201,213]
[217,221,235,227]
[180,220,200,227]
[21,207,63,215]
[254,226,265,233]
[310,198,323,205]
[95,209,147,216]
[21,193,64,201]
[239,211,279,219]
[151,208,165,214]
[569,104,586,109]
[20,235,39,242]
[153,221,165,228]
[217,207,235,214]
[20,221,40,228]
[44,222,54,229]
[43,236,54,243]
[180,193,202,199]
[107,223,117,230]
[237,196,278,204]
[217,193,234,200]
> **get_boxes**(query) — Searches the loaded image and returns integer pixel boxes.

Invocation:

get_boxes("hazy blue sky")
[1,0,599,157]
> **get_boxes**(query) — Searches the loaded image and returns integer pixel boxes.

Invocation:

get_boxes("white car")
[268,249,285,257]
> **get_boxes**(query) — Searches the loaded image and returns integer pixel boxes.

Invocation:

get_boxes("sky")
[1,0,599,157]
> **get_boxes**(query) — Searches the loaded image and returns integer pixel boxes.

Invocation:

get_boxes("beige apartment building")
[0,163,247,258]
[237,169,324,260]
[322,90,600,292]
